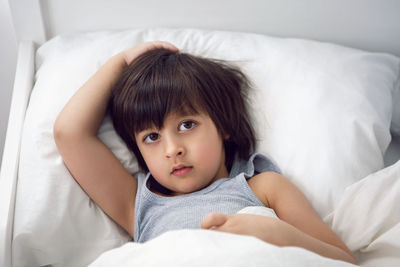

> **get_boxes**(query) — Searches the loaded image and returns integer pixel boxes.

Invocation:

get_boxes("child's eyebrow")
[170,113,205,123]
[134,126,158,138]
[136,126,157,134]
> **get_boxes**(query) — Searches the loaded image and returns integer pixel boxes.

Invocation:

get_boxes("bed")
[1,0,400,266]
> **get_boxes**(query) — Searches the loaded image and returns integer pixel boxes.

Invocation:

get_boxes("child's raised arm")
[53,41,178,237]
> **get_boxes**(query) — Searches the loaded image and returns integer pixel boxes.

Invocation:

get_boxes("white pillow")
[13,28,400,266]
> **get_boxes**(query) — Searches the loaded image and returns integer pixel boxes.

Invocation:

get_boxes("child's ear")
[223,134,230,140]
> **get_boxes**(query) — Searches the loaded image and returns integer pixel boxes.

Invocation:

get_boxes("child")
[54,41,356,264]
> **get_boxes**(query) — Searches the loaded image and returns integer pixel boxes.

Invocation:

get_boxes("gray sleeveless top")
[133,153,279,242]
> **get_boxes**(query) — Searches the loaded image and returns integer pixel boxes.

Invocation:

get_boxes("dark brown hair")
[109,48,255,172]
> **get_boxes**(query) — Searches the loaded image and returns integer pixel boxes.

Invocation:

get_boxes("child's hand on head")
[122,41,179,65]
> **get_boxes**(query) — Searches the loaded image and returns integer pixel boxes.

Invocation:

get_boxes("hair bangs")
[130,52,206,134]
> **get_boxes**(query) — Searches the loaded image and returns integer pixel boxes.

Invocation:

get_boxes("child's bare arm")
[261,172,356,263]
[54,42,178,237]
[202,173,357,264]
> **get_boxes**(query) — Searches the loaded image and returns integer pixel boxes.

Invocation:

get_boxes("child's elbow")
[53,120,62,139]
[53,117,67,142]
[53,119,78,145]
[53,122,68,149]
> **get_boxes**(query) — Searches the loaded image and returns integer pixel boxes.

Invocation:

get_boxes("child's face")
[135,112,228,196]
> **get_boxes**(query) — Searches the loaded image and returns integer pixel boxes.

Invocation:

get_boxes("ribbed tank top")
[134,153,279,242]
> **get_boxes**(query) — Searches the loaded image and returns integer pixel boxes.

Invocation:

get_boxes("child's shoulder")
[230,152,280,178]
[247,171,285,208]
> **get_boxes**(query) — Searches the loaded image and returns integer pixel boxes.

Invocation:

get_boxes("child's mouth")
[172,166,193,176]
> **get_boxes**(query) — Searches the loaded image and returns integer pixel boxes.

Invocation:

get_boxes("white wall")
[0,0,18,167]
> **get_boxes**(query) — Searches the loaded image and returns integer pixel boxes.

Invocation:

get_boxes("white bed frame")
[1,0,400,266]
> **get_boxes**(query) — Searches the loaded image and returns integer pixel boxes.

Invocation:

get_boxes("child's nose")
[164,136,185,158]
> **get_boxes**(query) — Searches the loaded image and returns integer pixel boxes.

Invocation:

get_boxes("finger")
[201,212,228,229]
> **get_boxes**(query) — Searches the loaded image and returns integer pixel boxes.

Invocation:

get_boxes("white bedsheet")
[89,159,400,267]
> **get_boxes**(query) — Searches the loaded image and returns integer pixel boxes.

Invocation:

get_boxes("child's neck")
[147,176,174,196]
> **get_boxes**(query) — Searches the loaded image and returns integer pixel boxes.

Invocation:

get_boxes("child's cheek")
[194,138,223,169]
[141,147,165,176]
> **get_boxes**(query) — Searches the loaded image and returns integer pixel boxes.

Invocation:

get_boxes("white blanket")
[326,159,400,266]
[89,230,354,267]
[89,159,400,267]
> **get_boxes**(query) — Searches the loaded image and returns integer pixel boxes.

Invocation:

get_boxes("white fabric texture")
[325,157,400,267]
[13,28,400,267]
[237,206,278,218]
[89,229,355,267]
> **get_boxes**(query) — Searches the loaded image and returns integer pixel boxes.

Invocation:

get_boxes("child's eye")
[143,133,160,143]
[179,120,196,131]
